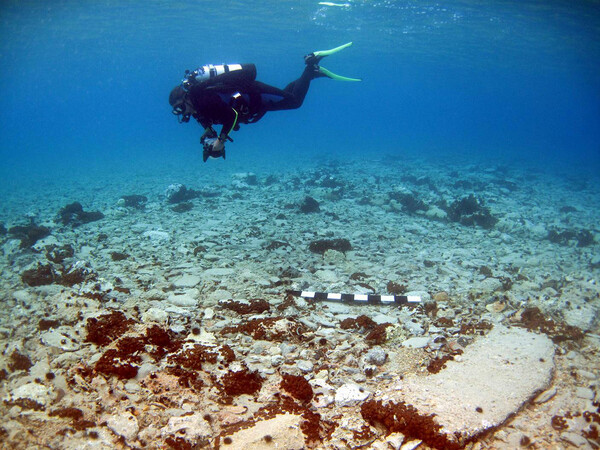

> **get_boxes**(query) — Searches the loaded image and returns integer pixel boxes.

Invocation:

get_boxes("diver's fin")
[305,42,353,66]
[318,66,362,82]
[313,41,353,59]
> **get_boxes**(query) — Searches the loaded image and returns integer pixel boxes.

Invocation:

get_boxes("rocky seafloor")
[0,153,599,449]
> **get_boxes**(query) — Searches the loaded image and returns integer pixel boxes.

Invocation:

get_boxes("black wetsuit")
[188,66,315,137]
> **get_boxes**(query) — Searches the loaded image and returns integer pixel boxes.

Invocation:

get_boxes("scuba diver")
[169,42,361,162]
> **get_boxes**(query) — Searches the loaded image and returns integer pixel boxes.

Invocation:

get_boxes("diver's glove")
[200,127,218,143]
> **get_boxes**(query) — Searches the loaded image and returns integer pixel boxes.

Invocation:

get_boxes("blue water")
[0,0,599,179]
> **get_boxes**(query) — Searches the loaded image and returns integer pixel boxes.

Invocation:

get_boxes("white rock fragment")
[533,386,557,404]
[40,329,81,351]
[563,304,597,331]
[323,303,351,314]
[297,360,314,373]
[187,328,216,344]
[226,413,304,449]
[131,223,155,234]
[271,355,284,367]
[163,413,212,440]
[577,370,597,380]
[107,412,139,441]
[386,432,405,449]
[167,290,198,307]
[315,269,338,282]
[141,307,169,324]
[335,383,370,407]
[365,347,387,366]
[575,387,595,400]
[560,431,589,447]
[136,362,159,380]
[207,289,233,302]
[203,268,235,277]
[402,336,430,349]
[203,307,215,320]
[173,274,201,288]
[426,206,447,220]
[400,439,423,450]
[311,378,335,408]
[4,382,54,409]
[12,289,34,303]
[143,230,170,241]
[124,380,141,393]
[403,321,425,336]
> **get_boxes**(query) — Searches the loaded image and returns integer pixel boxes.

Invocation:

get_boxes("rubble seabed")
[0,155,599,449]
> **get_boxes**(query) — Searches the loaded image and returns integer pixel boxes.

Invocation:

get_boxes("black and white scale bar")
[286,290,421,305]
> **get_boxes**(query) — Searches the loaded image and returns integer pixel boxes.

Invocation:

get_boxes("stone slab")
[226,413,304,449]
[388,325,555,445]
[173,274,201,288]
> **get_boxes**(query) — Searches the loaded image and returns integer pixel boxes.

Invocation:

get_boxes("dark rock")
[221,299,271,315]
[165,185,200,204]
[547,229,595,247]
[350,272,369,281]
[39,319,61,331]
[9,223,51,248]
[45,244,74,264]
[120,195,147,209]
[386,281,407,295]
[265,240,289,251]
[448,195,479,217]
[58,202,104,227]
[446,195,498,229]
[264,175,278,186]
[389,192,427,213]
[111,252,129,261]
[85,311,135,346]
[479,266,493,277]
[280,266,301,279]
[309,238,352,255]
[21,264,59,286]
[0,223,6,235]
[559,206,577,213]
[300,196,320,213]
[320,176,343,189]
[60,262,96,287]
[193,245,207,257]
[172,202,193,213]
[8,351,32,372]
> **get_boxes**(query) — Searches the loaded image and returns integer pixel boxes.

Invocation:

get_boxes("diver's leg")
[257,66,316,111]
[255,42,361,113]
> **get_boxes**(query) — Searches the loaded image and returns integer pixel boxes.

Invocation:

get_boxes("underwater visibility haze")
[0,0,598,175]
[1,2,600,449]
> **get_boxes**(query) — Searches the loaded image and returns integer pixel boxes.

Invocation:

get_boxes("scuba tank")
[182,63,257,91]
